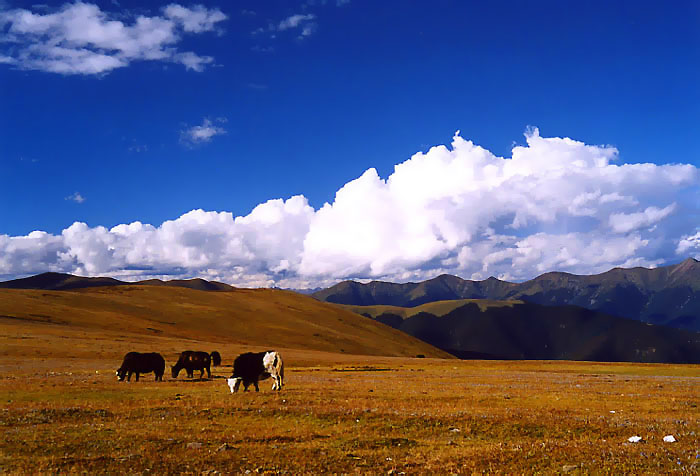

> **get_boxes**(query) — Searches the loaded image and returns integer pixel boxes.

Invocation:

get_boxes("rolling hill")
[0,272,236,291]
[343,300,700,363]
[314,258,700,331]
[0,285,450,359]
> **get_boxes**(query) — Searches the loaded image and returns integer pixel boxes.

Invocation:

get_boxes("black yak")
[171,351,211,379]
[116,352,165,382]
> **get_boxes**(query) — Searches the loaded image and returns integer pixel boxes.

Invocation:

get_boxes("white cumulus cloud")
[0,2,226,75]
[253,12,316,40]
[180,118,227,145]
[299,129,697,282]
[1,129,698,287]
[609,204,677,233]
[277,14,315,31]
[163,4,227,33]
[677,231,700,257]
[65,192,85,203]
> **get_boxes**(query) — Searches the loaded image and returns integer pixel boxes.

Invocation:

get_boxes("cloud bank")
[0,2,226,75]
[1,129,698,287]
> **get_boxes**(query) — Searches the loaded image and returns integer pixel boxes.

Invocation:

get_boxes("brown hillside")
[0,286,449,360]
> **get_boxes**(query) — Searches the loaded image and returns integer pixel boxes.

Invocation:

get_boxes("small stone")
[186,442,202,449]
[663,435,677,443]
[562,464,578,472]
[628,436,642,443]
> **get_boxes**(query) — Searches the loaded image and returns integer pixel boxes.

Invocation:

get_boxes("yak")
[116,352,165,382]
[171,350,211,379]
[210,351,222,367]
[227,351,284,393]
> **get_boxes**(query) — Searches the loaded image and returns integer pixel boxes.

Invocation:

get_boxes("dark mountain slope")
[365,301,700,363]
[314,259,700,331]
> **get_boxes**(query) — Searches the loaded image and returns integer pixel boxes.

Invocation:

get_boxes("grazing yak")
[171,350,211,379]
[210,351,222,367]
[116,352,165,382]
[227,351,284,393]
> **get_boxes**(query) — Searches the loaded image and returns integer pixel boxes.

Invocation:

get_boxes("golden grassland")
[0,287,699,474]
[337,299,523,320]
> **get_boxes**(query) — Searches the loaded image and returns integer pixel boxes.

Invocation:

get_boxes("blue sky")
[1,1,699,286]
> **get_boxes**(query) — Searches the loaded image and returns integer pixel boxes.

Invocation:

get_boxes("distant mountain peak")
[670,257,700,275]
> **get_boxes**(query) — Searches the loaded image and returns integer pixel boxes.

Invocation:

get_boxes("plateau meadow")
[1,286,698,474]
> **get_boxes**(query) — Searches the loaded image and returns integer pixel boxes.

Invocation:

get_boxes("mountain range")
[313,258,700,331]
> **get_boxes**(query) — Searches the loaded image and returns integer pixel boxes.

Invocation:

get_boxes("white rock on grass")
[663,435,677,443]
[627,436,642,443]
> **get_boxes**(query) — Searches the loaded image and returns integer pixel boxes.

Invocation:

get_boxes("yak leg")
[254,380,260,392]
[206,366,211,378]
[135,373,140,382]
